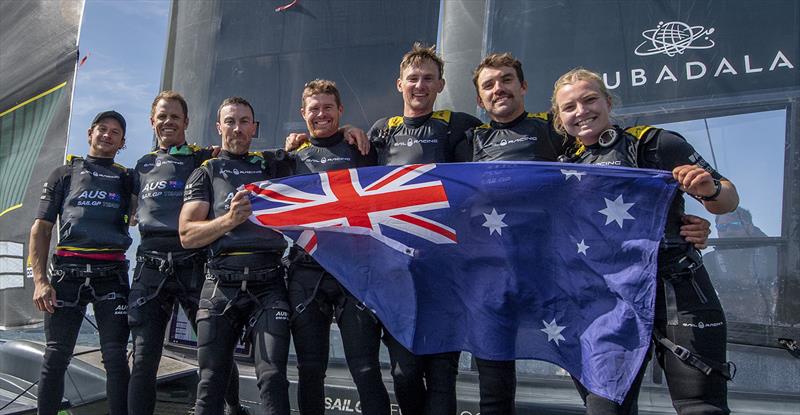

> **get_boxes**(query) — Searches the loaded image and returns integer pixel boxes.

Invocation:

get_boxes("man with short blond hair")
[367,43,483,415]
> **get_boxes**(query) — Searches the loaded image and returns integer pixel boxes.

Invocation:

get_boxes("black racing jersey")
[133,143,213,251]
[37,155,132,253]
[291,131,376,175]
[184,150,292,266]
[470,111,571,162]
[368,110,481,165]
[572,126,725,247]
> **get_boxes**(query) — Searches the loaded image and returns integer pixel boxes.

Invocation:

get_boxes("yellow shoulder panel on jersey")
[200,158,215,167]
[625,125,654,140]
[431,110,452,123]
[296,141,313,152]
[527,112,549,121]
[475,123,491,130]
[387,116,404,128]
[188,143,202,152]
[247,151,264,158]
[112,162,126,171]
[65,154,82,164]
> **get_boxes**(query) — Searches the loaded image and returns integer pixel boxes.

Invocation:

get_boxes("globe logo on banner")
[634,21,715,57]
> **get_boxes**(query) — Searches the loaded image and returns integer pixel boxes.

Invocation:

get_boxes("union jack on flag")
[245,164,457,254]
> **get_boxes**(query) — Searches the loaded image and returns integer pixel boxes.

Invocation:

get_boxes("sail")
[0,0,84,328]
[162,0,441,149]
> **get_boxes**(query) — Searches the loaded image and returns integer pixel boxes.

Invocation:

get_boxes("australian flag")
[245,162,677,403]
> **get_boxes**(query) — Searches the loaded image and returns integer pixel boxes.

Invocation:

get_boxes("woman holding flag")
[551,68,739,414]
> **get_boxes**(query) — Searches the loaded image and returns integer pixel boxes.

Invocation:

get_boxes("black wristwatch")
[698,179,721,201]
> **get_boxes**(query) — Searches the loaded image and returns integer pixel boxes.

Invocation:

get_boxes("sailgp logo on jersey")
[634,21,715,57]
[601,20,796,89]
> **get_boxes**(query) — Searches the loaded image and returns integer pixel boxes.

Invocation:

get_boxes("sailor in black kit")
[552,68,739,415]
[287,80,390,415]
[369,109,479,165]
[467,52,584,415]
[179,97,294,415]
[470,110,571,162]
[365,44,482,415]
[30,111,132,415]
[127,92,243,415]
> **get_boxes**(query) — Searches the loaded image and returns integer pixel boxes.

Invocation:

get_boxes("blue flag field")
[244,161,677,403]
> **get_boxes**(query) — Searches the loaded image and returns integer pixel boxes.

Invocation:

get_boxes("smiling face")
[151,98,189,148]
[397,59,445,117]
[554,79,613,145]
[216,103,256,154]
[476,65,527,123]
[301,93,342,139]
[87,118,125,158]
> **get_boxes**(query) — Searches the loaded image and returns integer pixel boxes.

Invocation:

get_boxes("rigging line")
[0,379,38,411]
[703,118,719,169]
[83,312,99,332]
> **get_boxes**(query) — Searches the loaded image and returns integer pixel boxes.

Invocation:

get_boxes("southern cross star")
[576,239,589,255]
[560,169,587,181]
[598,194,635,228]
[482,208,508,235]
[541,318,566,346]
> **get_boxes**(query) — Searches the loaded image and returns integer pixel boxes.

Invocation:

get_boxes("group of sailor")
[30,44,739,415]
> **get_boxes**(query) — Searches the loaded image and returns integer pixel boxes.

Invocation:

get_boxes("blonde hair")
[550,68,613,136]
[399,42,444,79]
[302,79,341,108]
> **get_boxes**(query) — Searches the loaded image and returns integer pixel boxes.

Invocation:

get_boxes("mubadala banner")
[488,0,800,108]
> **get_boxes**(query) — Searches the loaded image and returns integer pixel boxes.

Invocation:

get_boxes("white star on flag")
[482,208,508,235]
[541,318,566,346]
[576,239,589,255]
[561,169,586,181]
[598,194,635,228]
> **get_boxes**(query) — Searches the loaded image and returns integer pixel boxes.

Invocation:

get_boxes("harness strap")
[54,275,127,308]
[51,261,125,279]
[291,270,325,321]
[206,265,282,282]
[132,250,203,308]
[653,329,736,380]
[660,246,707,326]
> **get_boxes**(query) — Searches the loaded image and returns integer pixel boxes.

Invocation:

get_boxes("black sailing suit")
[467,111,572,415]
[568,127,732,415]
[368,110,481,415]
[287,132,390,414]
[184,150,293,415]
[127,144,241,415]
[35,155,132,415]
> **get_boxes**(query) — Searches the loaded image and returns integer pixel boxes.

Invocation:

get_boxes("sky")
[68,0,170,168]
[67,0,171,257]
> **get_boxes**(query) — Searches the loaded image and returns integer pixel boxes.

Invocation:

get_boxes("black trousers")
[574,266,730,415]
[194,272,291,415]
[288,264,389,415]
[383,333,459,415]
[127,254,240,415]
[38,262,130,415]
[475,358,517,415]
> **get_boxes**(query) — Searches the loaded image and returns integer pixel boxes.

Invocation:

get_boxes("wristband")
[698,179,721,201]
